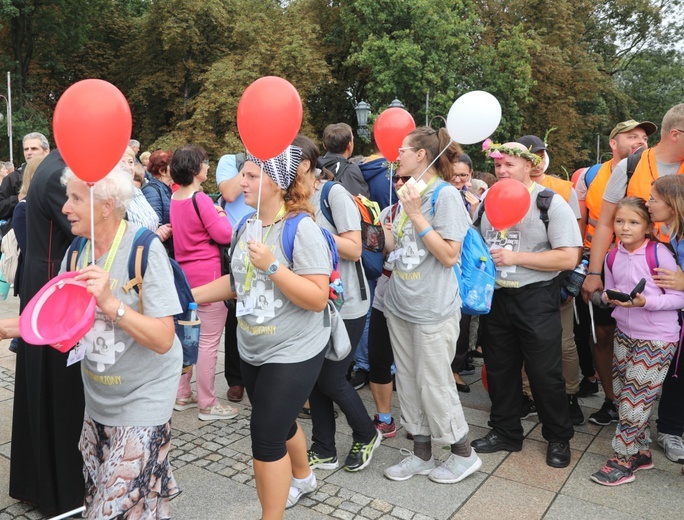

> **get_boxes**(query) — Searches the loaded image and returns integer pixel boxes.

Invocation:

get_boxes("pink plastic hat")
[19,271,96,352]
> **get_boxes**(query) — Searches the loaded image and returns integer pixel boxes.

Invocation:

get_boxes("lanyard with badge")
[68,219,127,366]
[389,176,438,263]
[237,205,286,317]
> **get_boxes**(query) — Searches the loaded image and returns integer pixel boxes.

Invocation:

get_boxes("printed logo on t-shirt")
[233,241,284,325]
[485,229,521,280]
[396,228,425,275]
[82,312,126,373]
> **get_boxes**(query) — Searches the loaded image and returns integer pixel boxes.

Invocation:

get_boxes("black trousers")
[573,290,615,379]
[451,313,472,373]
[657,348,684,436]
[481,279,574,445]
[310,315,376,457]
[223,303,243,387]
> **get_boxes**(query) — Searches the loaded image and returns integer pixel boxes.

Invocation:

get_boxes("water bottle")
[563,259,588,298]
[183,302,201,350]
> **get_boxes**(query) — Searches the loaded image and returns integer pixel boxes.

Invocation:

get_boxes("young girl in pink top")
[170,145,235,420]
[591,196,684,486]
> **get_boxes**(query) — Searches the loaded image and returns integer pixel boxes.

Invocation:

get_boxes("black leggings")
[241,348,326,462]
[368,308,393,384]
[309,315,376,457]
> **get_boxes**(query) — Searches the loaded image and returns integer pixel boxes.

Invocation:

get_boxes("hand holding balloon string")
[248,241,276,272]
[75,265,119,318]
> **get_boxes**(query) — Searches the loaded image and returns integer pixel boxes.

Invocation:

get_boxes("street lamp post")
[0,72,13,163]
[355,100,371,140]
[387,98,404,109]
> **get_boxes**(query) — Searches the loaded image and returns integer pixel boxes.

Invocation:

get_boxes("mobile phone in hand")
[605,289,631,303]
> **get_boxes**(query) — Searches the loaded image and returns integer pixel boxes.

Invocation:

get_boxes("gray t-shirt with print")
[384,181,470,323]
[603,156,682,203]
[231,215,333,365]
[62,224,183,427]
[312,181,370,320]
[478,183,582,288]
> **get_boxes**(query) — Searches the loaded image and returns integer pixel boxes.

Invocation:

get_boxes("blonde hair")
[19,155,47,198]
[652,176,684,240]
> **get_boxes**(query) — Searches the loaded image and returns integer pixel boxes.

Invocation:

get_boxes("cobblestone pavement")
[1,293,682,519]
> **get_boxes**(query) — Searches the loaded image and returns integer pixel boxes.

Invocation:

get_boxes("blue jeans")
[353,279,376,372]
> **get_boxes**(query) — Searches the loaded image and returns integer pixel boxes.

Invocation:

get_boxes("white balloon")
[543,151,550,173]
[446,91,502,145]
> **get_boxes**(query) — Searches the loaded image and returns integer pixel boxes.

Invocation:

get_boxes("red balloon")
[571,167,584,188]
[237,76,303,161]
[374,107,416,162]
[53,79,132,183]
[484,178,531,230]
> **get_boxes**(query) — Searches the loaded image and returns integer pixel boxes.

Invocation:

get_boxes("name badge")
[236,296,255,317]
[67,342,86,366]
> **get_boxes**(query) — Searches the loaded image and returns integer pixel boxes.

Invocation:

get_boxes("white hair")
[61,166,135,216]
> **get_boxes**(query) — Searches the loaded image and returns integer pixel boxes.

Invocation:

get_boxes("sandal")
[174,393,198,411]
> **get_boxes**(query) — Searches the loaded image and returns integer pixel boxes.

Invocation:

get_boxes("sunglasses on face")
[392,175,412,185]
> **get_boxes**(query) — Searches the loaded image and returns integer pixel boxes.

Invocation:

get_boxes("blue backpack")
[231,212,344,309]
[66,228,198,371]
[431,182,496,315]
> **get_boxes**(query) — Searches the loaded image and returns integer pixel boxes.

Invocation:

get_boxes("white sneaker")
[286,472,316,508]
[198,402,238,421]
[657,433,684,463]
[428,451,482,484]
[384,448,435,481]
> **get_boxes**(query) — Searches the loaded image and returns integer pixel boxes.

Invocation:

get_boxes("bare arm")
[76,265,176,354]
[193,275,236,304]
[0,317,20,339]
[490,246,580,272]
[578,199,587,239]
[581,200,616,301]
[219,175,244,203]
[333,229,362,262]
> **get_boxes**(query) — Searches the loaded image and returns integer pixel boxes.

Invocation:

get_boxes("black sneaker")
[576,377,599,397]
[349,369,369,390]
[344,432,382,472]
[568,394,585,426]
[520,394,537,420]
[589,400,618,426]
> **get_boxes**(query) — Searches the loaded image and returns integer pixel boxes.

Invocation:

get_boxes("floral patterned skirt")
[79,414,181,519]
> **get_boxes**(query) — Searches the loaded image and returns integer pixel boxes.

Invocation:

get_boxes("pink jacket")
[604,239,684,343]
[170,193,232,288]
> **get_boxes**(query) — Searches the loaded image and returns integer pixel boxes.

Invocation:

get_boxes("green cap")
[609,119,658,140]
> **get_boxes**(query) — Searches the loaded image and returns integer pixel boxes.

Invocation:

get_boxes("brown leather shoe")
[227,385,244,403]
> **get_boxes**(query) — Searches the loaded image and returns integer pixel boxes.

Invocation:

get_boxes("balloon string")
[256,164,263,237]
[416,139,453,183]
[389,162,395,224]
[89,183,95,265]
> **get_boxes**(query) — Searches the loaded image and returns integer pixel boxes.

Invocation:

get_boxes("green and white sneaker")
[344,431,382,472]
[308,449,339,470]
[384,448,436,481]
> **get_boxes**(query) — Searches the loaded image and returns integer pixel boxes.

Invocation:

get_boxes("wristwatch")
[266,260,280,277]
[114,300,125,324]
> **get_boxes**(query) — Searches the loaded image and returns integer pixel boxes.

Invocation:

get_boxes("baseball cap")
[609,120,657,140]
[516,135,546,153]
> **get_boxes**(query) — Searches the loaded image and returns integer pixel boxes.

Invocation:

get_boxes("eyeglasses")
[392,175,412,185]
[397,147,415,155]
[453,173,471,179]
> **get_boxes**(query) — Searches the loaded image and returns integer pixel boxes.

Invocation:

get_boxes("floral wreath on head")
[482,139,541,166]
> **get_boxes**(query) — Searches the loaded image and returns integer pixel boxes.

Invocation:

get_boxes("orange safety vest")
[540,174,572,202]
[626,148,684,242]
[583,161,612,248]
